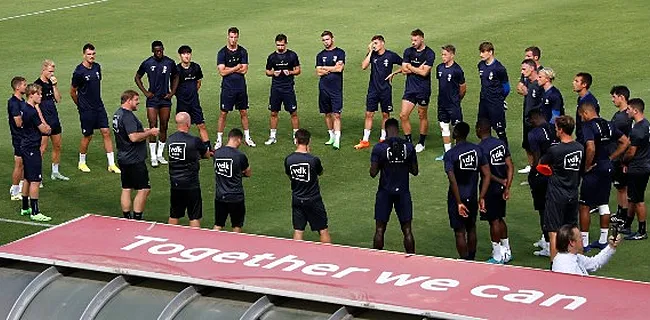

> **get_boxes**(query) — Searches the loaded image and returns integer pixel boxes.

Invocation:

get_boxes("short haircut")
[228,128,244,139]
[578,102,597,113]
[371,34,385,42]
[479,41,494,52]
[11,76,26,90]
[525,46,541,59]
[610,85,630,101]
[522,59,537,69]
[555,115,575,135]
[26,83,42,97]
[275,34,287,43]
[151,40,164,50]
[528,108,545,120]
[410,29,424,38]
[539,68,556,81]
[82,43,95,53]
[294,128,311,145]
[629,98,645,113]
[177,45,192,54]
[476,118,491,132]
[453,122,470,139]
[384,118,399,131]
[321,30,333,38]
[120,90,139,104]
[575,72,593,89]
[42,59,55,69]
[441,44,456,54]
[556,224,577,253]
[228,27,239,35]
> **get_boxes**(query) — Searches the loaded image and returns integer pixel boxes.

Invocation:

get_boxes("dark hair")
[321,30,333,38]
[120,90,139,104]
[384,118,399,131]
[275,34,287,43]
[82,43,95,53]
[629,98,645,113]
[578,102,597,113]
[476,118,492,132]
[528,108,545,120]
[151,40,164,50]
[295,128,311,145]
[371,34,385,42]
[556,224,577,253]
[453,122,470,140]
[228,27,239,35]
[575,72,593,89]
[555,115,576,135]
[11,76,25,90]
[441,44,456,54]
[410,29,424,38]
[177,45,192,54]
[228,128,243,139]
[610,85,630,101]
[525,46,541,59]
[479,41,494,53]
[522,59,537,69]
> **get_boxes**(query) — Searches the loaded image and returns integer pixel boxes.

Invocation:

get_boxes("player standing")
[434,45,466,160]
[8,77,27,200]
[609,86,633,226]
[538,68,564,124]
[515,46,543,97]
[175,45,210,149]
[519,59,543,174]
[572,72,600,143]
[264,34,301,145]
[354,35,402,149]
[316,30,345,150]
[478,42,510,146]
[70,43,120,173]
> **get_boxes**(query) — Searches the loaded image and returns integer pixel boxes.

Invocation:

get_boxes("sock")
[133,212,143,220]
[543,232,550,242]
[640,221,647,234]
[122,211,132,219]
[418,134,427,145]
[79,153,86,164]
[599,228,608,244]
[244,129,251,140]
[149,143,157,158]
[328,129,335,140]
[293,128,299,135]
[624,214,635,229]
[468,251,476,260]
[10,185,19,195]
[500,238,510,251]
[52,163,59,174]
[581,232,589,247]
[405,134,412,143]
[270,129,277,139]
[157,141,165,158]
[545,242,550,251]
[362,129,371,142]
[217,132,223,143]
[491,242,502,260]
[204,141,212,151]
[107,152,115,166]
[444,143,452,152]
[30,198,39,215]
[380,129,386,140]
[22,196,29,210]
[334,130,341,144]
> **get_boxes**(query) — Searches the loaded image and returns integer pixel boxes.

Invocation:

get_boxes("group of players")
[6,27,649,266]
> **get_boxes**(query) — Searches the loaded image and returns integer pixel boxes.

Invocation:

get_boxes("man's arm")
[242,166,252,177]
[409,155,419,176]
[408,64,432,77]
[196,79,202,91]
[584,141,596,171]
[581,246,616,273]
[401,62,413,75]
[166,74,179,99]
[447,171,463,205]
[236,64,248,75]
[128,128,158,143]
[623,145,637,164]
[37,122,51,135]
[369,162,380,178]
[610,135,630,161]
[479,164,491,199]
[503,156,514,200]
[516,81,528,96]
[218,64,242,77]
[459,83,467,100]
[69,86,79,106]
[361,44,372,70]
[51,77,62,103]
[134,73,153,98]
[13,115,22,128]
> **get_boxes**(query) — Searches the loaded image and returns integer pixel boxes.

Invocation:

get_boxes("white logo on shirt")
[489,71,494,81]
[447,73,452,82]
[563,151,582,171]
[162,66,167,74]
[532,89,537,98]
[150,66,156,72]
[490,145,506,166]
[215,158,233,177]
[290,163,311,182]
[168,143,186,161]
[333,55,338,62]
[383,59,389,67]
[459,150,478,170]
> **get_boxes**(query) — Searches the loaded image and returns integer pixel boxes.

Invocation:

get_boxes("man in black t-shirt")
[112,90,159,220]
[8,77,27,201]
[167,112,210,227]
[213,128,251,232]
[174,45,210,149]
[284,129,331,243]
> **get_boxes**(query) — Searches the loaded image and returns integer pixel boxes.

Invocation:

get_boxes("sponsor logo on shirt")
[459,150,478,170]
[490,145,506,166]
[290,163,311,182]
[168,143,186,161]
[215,158,233,178]
[563,151,582,171]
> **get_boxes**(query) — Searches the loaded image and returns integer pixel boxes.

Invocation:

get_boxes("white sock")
[581,232,589,247]
[107,152,115,166]
[599,228,609,244]
[244,129,251,140]
[52,163,59,174]
[293,128,299,134]
[334,130,341,144]
[270,129,277,139]
[380,129,386,140]
[157,141,165,158]
[500,238,510,251]
[328,129,334,139]
[362,129,371,142]
[491,242,502,260]
[10,185,19,194]
[444,143,452,152]
[544,242,550,251]
[149,143,157,158]
[217,132,223,143]
[79,153,86,164]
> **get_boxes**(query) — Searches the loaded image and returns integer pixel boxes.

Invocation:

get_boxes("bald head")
[175,112,191,132]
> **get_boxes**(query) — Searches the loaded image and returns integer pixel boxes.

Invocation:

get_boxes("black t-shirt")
[628,118,650,174]
[33,78,60,126]
[524,80,543,117]
[213,146,249,202]
[112,107,147,164]
[168,131,207,190]
[19,103,43,150]
[582,118,622,170]
[528,122,558,175]
[541,141,584,198]
[175,62,203,108]
[403,46,435,94]
[284,152,323,200]
[370,137,417,193]
[611,109,632,137]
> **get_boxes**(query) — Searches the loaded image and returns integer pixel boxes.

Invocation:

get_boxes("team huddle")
[6,27,649,267]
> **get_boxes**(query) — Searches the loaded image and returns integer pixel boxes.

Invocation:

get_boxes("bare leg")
[318,229,332,243]
[399,100,415,135]
[454,229,468,258]
[196,123,209,142]
[79,135,92,154]
[293,230,304,240]
[373,220,387,250]
[168,218,180,225]
[40,136,49,157]
[158,107,171,143]
[333,113,341,131]
[133,189,150,213]
[233,227,242,233]
[269,111,279,130]
[290,112,299,130]
[188,219,201,228]
[99,128,113,153]
[239,109,249,131]
[417,106,428,135]
[147,108,159,144]
[218,111,228,133]
[364,111,374,131]
[324,113,333,130]
[12,156,23,185]
[120,189,132,213]
[51,134,62,166]
[400,220,415,254]
[579,204,590,233]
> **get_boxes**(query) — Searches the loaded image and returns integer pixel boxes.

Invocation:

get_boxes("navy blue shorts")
[318,90,343,114]
[176,104,205,125]
[12,136,21,156]
[478,101,507,132]
[437,105,463,124]
[481,184,506,222]
[579,169,612,207]
[448,196,478,230]
[528,172,549,211]
[374,190,413,223]
[43,124,62,136]
[402,91,430,107]
[543,193,578,233]
[146,96,172,108]
[522,119,532,151]
[22,148,42,182]
[269,88,297,113]
[79,109,109,137]
[292,196,328,231]
[220,89,249,111]
[627,172,650,203]
[366,90,393,113]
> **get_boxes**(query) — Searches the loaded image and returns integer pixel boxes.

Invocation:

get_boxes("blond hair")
[26,83,42,97]
[539,68,556,81]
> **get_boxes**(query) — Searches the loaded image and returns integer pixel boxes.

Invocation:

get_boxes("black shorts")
[215,199,246,228]
[176,104,205,125]
[269,88,298,113]
[220,89,249,111]
[579,170,612,207]
[521,119,532,151]
[119,162,150,190]
[374,190,413,223]
[612,161,627,189]
[543,194,578,233]
[42,124,62,137]
[528,172,549,211]
[170,188,202,221]
[481,184,506,222]
[366,90,393,113]
[318,90,343,114]
[478,101,507,132]
[146,96,172,109]
[627,172,650,203]
[22,148,42,182]
[402,91,430,107]
[12,136,21,156]
[292,196,328,231]
[448,195,478,231]
[79,109,109,137]
[437,105,463,124]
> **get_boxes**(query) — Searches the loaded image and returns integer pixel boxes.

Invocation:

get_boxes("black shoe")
[624,232,648,240]
[620,227,633,235]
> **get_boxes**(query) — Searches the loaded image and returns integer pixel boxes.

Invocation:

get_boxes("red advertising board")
[0,215,648,319]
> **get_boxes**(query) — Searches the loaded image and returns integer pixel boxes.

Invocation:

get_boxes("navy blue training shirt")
[611,109,632,137]
[71,63,104,111]
[575,92,600,142]
[20,103,43,150]
[478,59,509,106]
[137,56,177,100]
[217,45,249,91]
[582,117,622,170]
[368,50,402,94]
[541,86,564,124]
[436,62,465,109]
[444,141,488,200]
[370,137,417,193]
[175,62,203,109]
[403,46,435,94]
[34,78,60,127]
[316,47,346,94]
[7,96,24,139]
[266,49,300,91]
[478,136,510,185]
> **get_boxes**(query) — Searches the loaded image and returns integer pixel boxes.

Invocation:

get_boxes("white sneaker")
[533,238,546,248]
[151,157,159,168]
[51,172,70,181]
[214,141,222,150]
[10,193,21,201]
[502,248,513,263]
[518,165,531,174]
[415,143,425,153]
[157,156,168,165]
[264,137,277,145]
[533,248,550,257]
[39,182,43,189]
[245,137,256,147]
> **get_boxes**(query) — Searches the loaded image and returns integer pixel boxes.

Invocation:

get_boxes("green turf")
[1,0,649,282]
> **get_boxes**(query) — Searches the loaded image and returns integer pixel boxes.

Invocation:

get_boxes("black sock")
[22,196,29,210]
[123,211,132,219]
[639,221,646,234]
[418,134,427,145]
[204,140,212,151]
[620,207,628,219]
[133,212,143,220]
[29,198,39,215]
[468,251,476,260]
[616,205,622,216]
[624,214,635,229]
[543,232,550,242]
[405,134,412,143]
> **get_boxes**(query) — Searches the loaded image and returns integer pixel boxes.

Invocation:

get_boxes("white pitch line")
[0,218,54,228]
[0,0,110,22]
